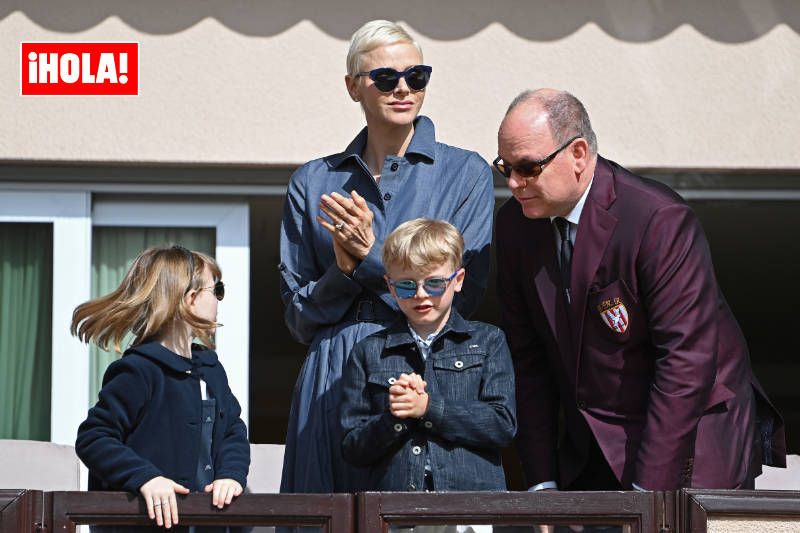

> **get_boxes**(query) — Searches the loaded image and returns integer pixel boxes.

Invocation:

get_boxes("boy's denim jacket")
[341,309,517,491]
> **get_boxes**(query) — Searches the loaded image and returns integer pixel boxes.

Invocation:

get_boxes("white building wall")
[1,2,799,169]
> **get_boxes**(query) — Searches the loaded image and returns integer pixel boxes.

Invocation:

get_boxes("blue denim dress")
[278,116,494,493]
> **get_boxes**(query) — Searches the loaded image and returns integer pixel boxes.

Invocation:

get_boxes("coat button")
[390,162,399,171]
[383,192,392,201]
[577,400,587,409]
[412,446,422,455]
[388,377,397,385]
[394,423,404,433]
[454,360,464,369]
[423,421,433,429]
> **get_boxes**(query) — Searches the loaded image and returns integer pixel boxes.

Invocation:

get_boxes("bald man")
[494,89,785,491]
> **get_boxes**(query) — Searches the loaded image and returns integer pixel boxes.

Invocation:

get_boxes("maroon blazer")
[496,156,786,490]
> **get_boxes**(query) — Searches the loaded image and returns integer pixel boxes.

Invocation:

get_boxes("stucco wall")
[2,1,799,168]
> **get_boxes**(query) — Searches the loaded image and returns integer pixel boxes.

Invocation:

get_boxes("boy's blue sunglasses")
[388,271,458,299]
[355,65,432,92]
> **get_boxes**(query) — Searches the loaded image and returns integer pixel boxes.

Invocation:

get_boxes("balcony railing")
[3,489,800,532]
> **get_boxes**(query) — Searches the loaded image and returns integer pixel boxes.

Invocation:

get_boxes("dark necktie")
[554,217,572,304]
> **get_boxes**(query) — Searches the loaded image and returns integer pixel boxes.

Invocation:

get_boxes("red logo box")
[21,42,139,96]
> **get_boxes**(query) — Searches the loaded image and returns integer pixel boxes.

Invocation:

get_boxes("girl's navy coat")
[76,341,249,493]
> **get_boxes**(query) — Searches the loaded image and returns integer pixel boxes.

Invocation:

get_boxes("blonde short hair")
[346,20,423,77]
[382,218,464,272]
[71,245,221,352]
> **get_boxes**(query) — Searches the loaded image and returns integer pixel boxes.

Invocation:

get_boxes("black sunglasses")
[355,65,432,92]
[198,280,225,301]
[493,135,581,180]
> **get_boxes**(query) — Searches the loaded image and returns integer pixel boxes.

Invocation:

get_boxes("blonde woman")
[73,245,249,531]
[279,20,494,493]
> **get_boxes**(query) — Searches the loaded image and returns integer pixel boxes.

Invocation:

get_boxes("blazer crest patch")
[597,297,629,333]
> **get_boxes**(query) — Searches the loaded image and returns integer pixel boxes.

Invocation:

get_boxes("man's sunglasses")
[355,65,432,92]
[198,280,225,301]
[493,135,581,180]
[388,271,458,299]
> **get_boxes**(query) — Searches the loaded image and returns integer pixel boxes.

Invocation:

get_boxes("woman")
[279,20,494,493]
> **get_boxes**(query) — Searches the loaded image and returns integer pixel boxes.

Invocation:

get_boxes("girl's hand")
[204,478,243,509]
[140,476,190,529]
[316,190,375,260]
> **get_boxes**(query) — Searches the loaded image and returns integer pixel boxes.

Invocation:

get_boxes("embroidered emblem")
[597,297,629,333]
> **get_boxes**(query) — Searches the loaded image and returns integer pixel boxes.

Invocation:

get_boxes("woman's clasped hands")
[317,190,375,275]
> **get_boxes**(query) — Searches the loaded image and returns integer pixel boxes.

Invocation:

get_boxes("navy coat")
[76,341,249,493]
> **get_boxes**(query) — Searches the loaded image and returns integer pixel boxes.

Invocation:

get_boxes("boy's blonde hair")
[382,218,463,272]
[71,245,221,352]
[346,20,423,77]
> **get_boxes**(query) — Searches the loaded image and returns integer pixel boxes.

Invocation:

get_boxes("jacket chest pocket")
[367,370,404,411]
[587,279,643,345]
[431,352,485,400]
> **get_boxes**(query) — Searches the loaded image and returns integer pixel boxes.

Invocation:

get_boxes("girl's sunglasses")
[388,271,458,299]
[355,65,432,92]
[198,280,225,301]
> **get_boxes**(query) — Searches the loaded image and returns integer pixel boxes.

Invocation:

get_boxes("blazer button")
[454,360,464,369]
[411,446,422,455]
[423,421,433,429]
[383,192,392,201]
[390,162,399,171]
[394,423,404,433]
[577,400,587,410]
[388,377,397,385]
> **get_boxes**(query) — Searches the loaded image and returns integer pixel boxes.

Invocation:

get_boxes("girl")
[74,245,249,530]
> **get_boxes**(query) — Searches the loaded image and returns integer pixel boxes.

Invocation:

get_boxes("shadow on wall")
[3,0,799,43]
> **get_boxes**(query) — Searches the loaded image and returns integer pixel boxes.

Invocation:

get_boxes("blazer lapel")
[571,157,618,367]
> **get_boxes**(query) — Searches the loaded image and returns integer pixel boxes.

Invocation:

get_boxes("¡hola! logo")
[21,42,139,96]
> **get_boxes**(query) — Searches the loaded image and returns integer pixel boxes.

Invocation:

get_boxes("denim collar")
[384,307,472,349]
[125,340,219,373]
[328,115,436,169]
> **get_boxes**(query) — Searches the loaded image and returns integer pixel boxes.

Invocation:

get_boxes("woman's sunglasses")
[198,280,225,301]
[355,65,432,93]
[388,271,458,299]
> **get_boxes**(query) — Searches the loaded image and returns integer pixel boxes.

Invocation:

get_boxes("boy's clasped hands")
[389,372,429,419]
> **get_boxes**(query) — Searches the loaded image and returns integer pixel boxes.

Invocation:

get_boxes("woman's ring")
[153,502,162,507]
[335,222,345,231]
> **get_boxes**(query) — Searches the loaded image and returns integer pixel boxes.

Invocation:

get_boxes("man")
[495,88,785,491]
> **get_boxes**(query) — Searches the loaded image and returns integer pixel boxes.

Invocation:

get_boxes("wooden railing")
[3,489,800,532]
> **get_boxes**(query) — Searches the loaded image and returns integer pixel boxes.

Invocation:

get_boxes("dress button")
[412,446,422,455]
[423,421,433,429]
[577,400,587,409]
[383,192,392,201]
[454,360,464,369]
[390,162,399,171]
[394,423,404,433]
[388,377,397,385]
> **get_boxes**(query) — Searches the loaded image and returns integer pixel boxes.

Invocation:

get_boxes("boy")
[340,218,516,492]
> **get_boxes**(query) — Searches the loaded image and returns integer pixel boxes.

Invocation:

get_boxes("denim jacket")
[340,309,517,491]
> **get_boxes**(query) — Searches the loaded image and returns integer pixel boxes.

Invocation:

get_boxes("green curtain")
[89,227,215,404]
[0,223,53,441]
